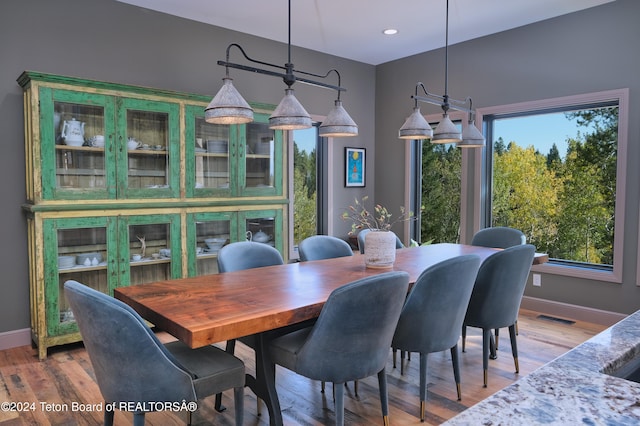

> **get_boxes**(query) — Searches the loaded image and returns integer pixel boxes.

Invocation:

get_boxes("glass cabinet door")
[40,87,116,200]
[116,98,180,199]
[240,113,283,197]
[119,214,182,286]
[185,105,231,196]
[239,209,284,254]
[46,216,116,336]
[186,211,237,276]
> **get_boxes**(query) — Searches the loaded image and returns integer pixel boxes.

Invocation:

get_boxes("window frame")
[474,89,629,283]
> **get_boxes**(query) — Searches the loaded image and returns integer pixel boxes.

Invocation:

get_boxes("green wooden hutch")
[18,71,289,359]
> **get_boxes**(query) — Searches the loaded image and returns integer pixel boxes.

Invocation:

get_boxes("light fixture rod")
[217,44,345,93]
[444,0,450,103]
[411,82,474,114]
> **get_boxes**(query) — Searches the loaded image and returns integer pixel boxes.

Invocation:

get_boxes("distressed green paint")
[22,71,288,356]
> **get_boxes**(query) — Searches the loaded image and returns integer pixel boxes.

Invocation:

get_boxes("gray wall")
[0,0,638,337]
[0,0,374,333]
[376,0,640,314]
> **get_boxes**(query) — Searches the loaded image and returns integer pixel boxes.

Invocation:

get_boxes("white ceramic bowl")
[204,238,226,251]
[92,135,105,147]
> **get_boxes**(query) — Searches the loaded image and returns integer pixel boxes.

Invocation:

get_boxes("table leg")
[245,333,283,426]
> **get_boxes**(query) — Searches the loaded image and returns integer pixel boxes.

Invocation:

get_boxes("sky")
[292,127,317,154]
[493,112,592,159]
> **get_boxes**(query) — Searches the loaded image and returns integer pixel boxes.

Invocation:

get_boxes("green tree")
[421,143,461,243]
[493,143,560,254]
[293,142,317,245]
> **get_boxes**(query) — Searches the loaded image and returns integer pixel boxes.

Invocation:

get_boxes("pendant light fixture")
[398,0,484,148]
[205,0,357,137]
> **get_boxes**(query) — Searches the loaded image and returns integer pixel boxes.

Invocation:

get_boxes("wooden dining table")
[114,243,547,425]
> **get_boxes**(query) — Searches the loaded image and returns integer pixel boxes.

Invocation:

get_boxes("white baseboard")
[0,328,31,351]
[521,296,627,327]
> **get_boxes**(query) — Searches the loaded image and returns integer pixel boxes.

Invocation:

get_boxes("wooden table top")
[114,243,547,349]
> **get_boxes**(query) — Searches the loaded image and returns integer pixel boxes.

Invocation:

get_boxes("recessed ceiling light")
[382,28,398,35]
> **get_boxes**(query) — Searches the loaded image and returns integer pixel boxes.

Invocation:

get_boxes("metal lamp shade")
[205,78,254,124]
[458,122,485,147]
[398,107,433,140]
[319,100,358,137]
[269,88,312,130]
[431,114,461,144]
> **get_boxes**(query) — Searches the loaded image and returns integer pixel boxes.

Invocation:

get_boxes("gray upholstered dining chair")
[269,271,410,426]
[470,226,527,347]
[217,240,284,272]
[470,226,526,249]
[64,280,245,426]
[391,255,481,421]
[298,234,354,394]
[298,235,353,262]
[461,244,536,387]
[215,240,284,413]
[357,228,404,254]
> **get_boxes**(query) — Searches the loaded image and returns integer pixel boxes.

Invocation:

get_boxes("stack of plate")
[255,141,271,155]
[58,255,75,269]
[207,140,228,153]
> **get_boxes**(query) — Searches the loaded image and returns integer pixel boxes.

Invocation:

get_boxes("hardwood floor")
[0,309,607,425]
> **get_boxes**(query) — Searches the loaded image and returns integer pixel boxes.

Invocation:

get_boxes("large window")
[292,125,328,248]
[479,90,628,282]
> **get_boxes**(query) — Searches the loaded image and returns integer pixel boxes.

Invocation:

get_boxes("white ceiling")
[117,0,614,65]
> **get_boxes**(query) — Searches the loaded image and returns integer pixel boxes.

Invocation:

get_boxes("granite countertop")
[444,310,640,425]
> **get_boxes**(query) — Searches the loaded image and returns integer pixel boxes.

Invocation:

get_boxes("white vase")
[364,230,397,269]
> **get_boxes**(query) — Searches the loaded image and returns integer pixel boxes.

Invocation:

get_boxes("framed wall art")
[345,147,365,187]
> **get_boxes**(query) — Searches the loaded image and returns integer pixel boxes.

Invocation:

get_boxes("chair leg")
[377,368,390,426]
[400,350,406,375]
[461,325,467,352]
[321,381,326,393]
[482,328,492,387]
[450,344,462,401]
[489,332,497,360]
[419,353,428,422]
[133,412,145,426]
[392,348,397,368]
[215,339,237,412]
[234,386,244,426]
[354,380,359,397]
[335,382,345,426]
[104,405,114,426]
[509,324,520,374]
[494,328,500,350]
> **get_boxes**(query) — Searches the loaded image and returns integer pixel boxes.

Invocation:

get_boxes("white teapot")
[252,229,271,243]
[60,118,85,146]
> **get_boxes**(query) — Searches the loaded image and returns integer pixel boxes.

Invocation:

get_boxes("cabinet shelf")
[130,257,171,266]
[56,168,106,176]
[55,145,104,152]
[128,149,167,155]
[196,152,228,158]
[59,263,107,273]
